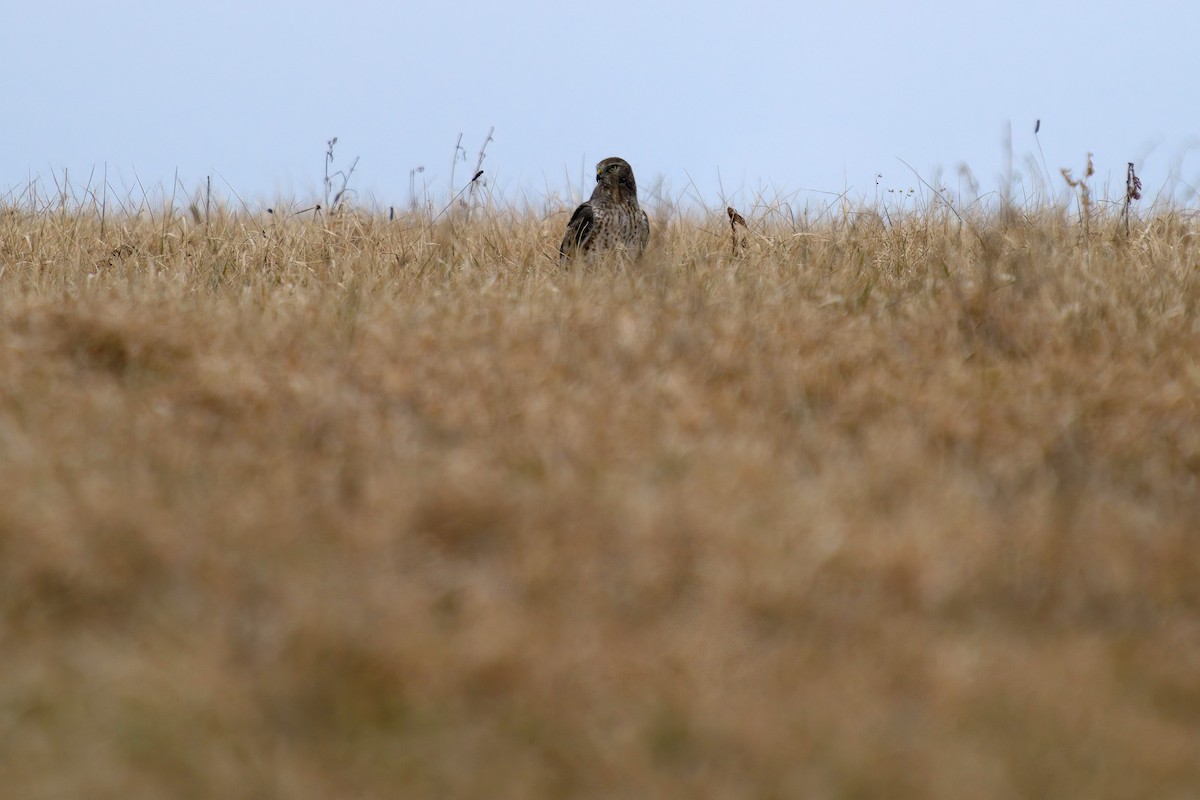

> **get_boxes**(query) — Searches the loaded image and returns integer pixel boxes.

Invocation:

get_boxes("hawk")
[559,157,650,265]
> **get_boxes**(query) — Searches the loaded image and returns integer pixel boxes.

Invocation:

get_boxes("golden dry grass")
[2,196,1200,798]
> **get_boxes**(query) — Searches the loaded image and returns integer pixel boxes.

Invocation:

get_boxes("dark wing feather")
[559,202,595,262]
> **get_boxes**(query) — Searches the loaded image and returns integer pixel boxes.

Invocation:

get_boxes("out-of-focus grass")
[1,197,1199,798]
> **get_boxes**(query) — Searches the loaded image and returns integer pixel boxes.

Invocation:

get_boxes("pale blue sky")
[6,0,1199,212]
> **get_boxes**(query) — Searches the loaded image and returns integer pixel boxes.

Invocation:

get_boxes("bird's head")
[595,157,638,198]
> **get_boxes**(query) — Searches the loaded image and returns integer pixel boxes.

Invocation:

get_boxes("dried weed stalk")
[727,205,747,255]
[1061,152,1095,241]
[1123,161,1143,237]
[323,136,359,214]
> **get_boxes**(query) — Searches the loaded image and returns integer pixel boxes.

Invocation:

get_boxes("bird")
[559,157,650,265]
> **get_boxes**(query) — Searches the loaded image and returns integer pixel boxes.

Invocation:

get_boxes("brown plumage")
[559,157,650,265]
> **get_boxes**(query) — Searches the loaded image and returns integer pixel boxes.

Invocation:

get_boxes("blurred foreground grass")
[1,200,1199,798]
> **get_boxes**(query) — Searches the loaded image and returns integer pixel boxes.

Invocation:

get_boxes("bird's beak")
[595,169,602,182]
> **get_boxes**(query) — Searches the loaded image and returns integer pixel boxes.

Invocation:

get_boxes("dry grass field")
[2,188,1199,798]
